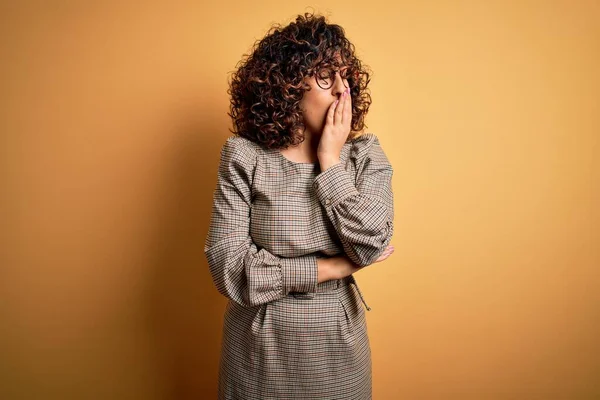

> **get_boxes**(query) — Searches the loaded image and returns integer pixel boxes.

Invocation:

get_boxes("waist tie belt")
[348,274,372,311]
[290,274,372,312]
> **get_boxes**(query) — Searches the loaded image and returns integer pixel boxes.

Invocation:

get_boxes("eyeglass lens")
[315,67,354,89]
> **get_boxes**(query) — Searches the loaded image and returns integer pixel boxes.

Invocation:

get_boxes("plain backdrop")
[1,1,599,399]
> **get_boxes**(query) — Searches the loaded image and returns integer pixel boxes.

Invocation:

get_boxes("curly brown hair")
[227,11,373,149]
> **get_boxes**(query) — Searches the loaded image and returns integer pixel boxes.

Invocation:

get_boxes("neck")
[301,131,320,152]
[281,130,321,162]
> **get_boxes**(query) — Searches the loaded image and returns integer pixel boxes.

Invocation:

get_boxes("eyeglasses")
[313,67,357,90]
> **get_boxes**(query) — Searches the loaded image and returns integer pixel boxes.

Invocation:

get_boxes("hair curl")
[227,11,373,149]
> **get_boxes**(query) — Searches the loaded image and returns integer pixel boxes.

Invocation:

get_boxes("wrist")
[318,156,341,171]
[317,258,332,283]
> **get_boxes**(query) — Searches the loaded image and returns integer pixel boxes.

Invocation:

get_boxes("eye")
[318,70,332,80]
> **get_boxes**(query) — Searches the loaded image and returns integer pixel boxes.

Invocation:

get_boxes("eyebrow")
[327,66,349,72]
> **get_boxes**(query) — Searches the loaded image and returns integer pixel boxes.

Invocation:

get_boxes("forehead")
[329,53,348,68]
[317,61,349,71]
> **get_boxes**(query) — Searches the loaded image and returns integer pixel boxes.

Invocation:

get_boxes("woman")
[204,12,395,400]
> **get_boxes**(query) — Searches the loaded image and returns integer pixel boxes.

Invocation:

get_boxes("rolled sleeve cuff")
[280,254,318,294]
[313,162,359,208]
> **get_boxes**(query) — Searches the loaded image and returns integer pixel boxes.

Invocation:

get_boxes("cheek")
[302,93,332,116]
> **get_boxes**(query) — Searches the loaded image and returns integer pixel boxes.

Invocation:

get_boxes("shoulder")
[218,135,260,183]
[220,135,259,166]
[350,133,391,169]
[222,134,260,154]
[350,132,381,150]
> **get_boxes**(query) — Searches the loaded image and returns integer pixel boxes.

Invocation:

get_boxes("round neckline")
[273,148,320,167]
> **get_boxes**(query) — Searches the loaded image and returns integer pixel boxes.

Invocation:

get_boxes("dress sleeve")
[312,133,394,267]
[204,136,319,308]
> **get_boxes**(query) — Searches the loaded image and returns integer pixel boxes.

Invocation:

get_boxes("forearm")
[317,255,363,283]
[205,239,319,307]
[313,159,394,267]
[317,257,333,283]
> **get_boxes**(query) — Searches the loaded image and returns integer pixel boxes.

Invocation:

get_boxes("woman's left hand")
[328,245,396,280]
[317,87,352,167]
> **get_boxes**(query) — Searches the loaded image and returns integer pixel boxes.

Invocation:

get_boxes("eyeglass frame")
[312,66,357,90]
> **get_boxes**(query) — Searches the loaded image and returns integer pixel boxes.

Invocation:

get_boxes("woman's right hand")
[318,245,395,282]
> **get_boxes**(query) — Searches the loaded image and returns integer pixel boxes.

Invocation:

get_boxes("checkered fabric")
[204,132,394,399]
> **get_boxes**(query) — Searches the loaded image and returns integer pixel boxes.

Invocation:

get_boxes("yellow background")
[2,1,598,399]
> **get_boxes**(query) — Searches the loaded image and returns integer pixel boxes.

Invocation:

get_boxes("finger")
[379,248,394,259]
[343,90,352,126]
[335,94,344,125]
[327,99,338,124]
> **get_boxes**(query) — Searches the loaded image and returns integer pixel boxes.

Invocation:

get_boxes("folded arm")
[204,137,318,307]
[313,135,394,267]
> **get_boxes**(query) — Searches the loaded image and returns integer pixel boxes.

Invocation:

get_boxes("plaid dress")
[204,132,394,399]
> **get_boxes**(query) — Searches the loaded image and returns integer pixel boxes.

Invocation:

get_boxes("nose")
[333,71,347,97]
